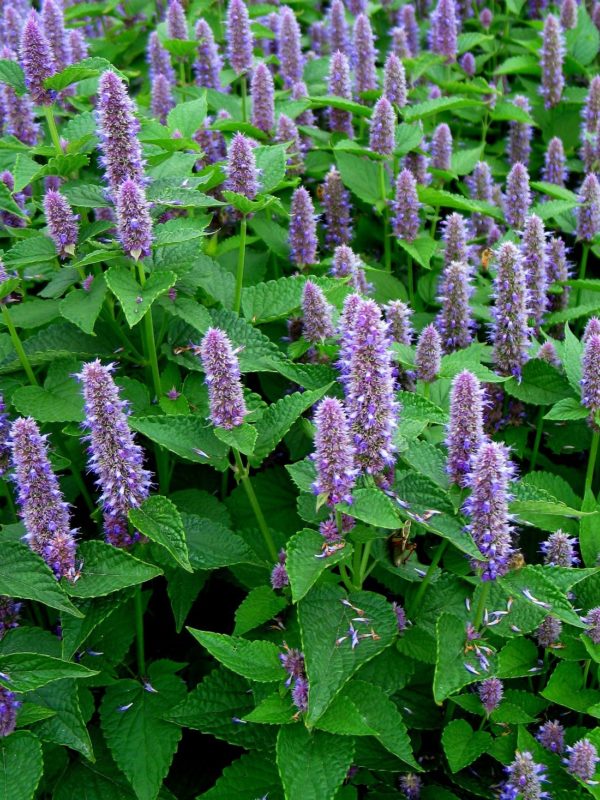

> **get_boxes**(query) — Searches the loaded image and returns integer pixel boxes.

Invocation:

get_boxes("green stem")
[338,563,354,593]
[474,581,491,630]
[179,59,186,86]
[530,407,545,471]
[586,429,600,495]
[576,243,590,308]
[240,74,248,122]
[423,382,430,400]
[233,216,247,315]
[233,448,277,561]
[358,540,372,588]
[379,161,391,272]
[1,305,38,385]
[134,586,146,677]
[135,261,162,401]
[43,105,63,155]
[409,540,448,616]
[407,254,414,305]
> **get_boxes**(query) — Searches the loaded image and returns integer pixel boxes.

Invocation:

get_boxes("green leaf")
[335,151,382,205]
[242,275,334,323]
[65,541,162,598]
[11,380,83,424]
[61,183,110,208]
[340,487,401,529]
[199,752,283,800]
[541,660,600,716]
[398,390,448,425]
[579,488,600,568]
[0,652,97,692]
[183,513,257,570]
[286,528,353,604]
[30,679,93,759]
[417,186,503,221]
[434,613,489,703]
[276,724,355,800]
[497,638,539,679]
[566,4,600,65]
[0,60,26,93]
[495,55,541,76]
[397,236,437,270]
[100,665,187,800]
[159,295,211,334]
[167,96,207,138]
[544,397,588,421]
[0,541,81,617]
[233,586,287,635]
[442,719,492,773]
[403,96,483,121]
[214,423,257,456]
[59,275,107,335]
[0,731,43,800]
[187,629,284,682]
[45,58,125,91]
[105,267,177,328]
[129,495,191,572]
[499,565,583,628]
[130,415,230,470]
[249,385,331,467]
[491,99,536,124]
[401,439,448,489]
[255,144,287,193]
[504,360,573,405]
[299,584,397,724]
[309,94,372,118]
[561,324,584,395]
[0,184,27,220]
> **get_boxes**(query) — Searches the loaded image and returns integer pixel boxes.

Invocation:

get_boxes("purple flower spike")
[251,62,274,132]
[2,85,39,146]
[78,361,152,549]
[582,333,600,415]
[43,189,78,259]
[479,677,503,714]
[115,180,152,261]
[584,317,600,342]
[331,245,368,293]
[429,0,458,61]
[415,324,441,383]
[540,14,565,109]
[151,73,174,124]
[328,51,353,137]
[461,52,476,76]
[271,550,289,589]
[322,167,352,249]
[194,20,223,89]
[400,4,420,56]
[302,280,335,343]
[226,132,259,200]
[148,32,175,85]
[437,260,473,352]
[581,76,600,172]
[480,7,493,28]
[502,752,548,800]
[538,341,560,366]
[508,96,532,167]
[505,162,531,230]
[20,11,56,105]
[392,168,420,243]
[167,0,187,39]
[289,187,318,268]
[0,394,11,477]
[342,298,398,477]
[467,161,494,237]
[370,96,395,156]
[227,0,253,75]
[447,370,484,486]
[312,396,357,506]
[309,21,328,56]
[329,0,349,56]
[585,606,600,644]
[542,136,567,186]
[560,0,578,28]
[291,676,308,712]
[41,0,71,71]
[521,214,548,330]
[2,7,22,55]
[442,212,469,265]
[278,6,303,88]
[0,597,20,640]
[200,328,248,430]
[537,720,565,753]
[577,173,600,241]
[565,739,599,783]
[391,27,411,59]
[431,123,452,171]
[9,417,78,580]
[0,686,19,737]
[492,242,530,379]
[346,0,367,13]
[399,774,422,800]
[291,81,315,127]
[541,529,579,566]
[385,300,413,345]
[464,440,514,580]
[546,235,570,312]
[96,71,144,194]
[352,14,378,94]
[384,53,407,107]
[69,29,88,63]
[276,114,304,176]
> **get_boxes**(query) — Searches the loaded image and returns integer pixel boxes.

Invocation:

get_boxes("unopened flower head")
[194,19,222,89]
[577,173,600,242]
[328,50,353,137]
[2,7,21,55]
[384,53,407,107]
[289,187,318,268]
[541,529,579,566]
[536,615,562,648]
[199,328,248,430]
[431,123,453,171]
[392,168,420,243]
[77,361,152,548]
[501,751,548,800]
[542,136,568,186]
[251,62,274,132]
[369,96,395,156]
[167,0,187,39]
[399,774,422,800]
[115,180,153,261]
[9,417,78,580]
[270,549,289,589]
[226,0,253,75]
[385,300,413,345]
[312,396,357,506]
[582,333,600,415]
[447,370,485,486]
[353,13,378,94]
[429,0,458,61]
[480,7,493,28]
[466,161,494,237]
[226,132,258,200]
[537,720,565,753]
[415,324,441,383]
[461,52,476,76]
[584,317,600,342]
[309,21,328,56]
[291,80,314,126]
[479,677,503,714]
[0,394,10,477]
[20,11,56,105]
[464,440,515,580]
[560,0,578,28]
[540,14,565,109]
[331,245,365,292]
[43,189,78,259]
[148,31,175,84]
[565,738,599,783]
[492,242,531,379]
[508,96,533,167]
[581,76,600,171]
[302,280,334,343]
[505,162,531,229]
[278,6,303,87]
[322,167,352,249]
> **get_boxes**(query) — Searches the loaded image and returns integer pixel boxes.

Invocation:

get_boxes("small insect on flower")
[388,520,416,567]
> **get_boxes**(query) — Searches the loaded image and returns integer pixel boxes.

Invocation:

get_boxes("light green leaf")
[397,236,437,270]
[544,397,588,421]
[45,58,126,91]
[199,752,283,800]
[403,96,483,121]
[286,528,353,604]
[504,360,573,405]
[497,638,539,679]
[187,629,283,682]
[0,652,97,692]
[255,144,287,193]
[418,186,503,221]
[129,495,191,572]
[183,513,257,570]
[233,586,288,635]
[499,565,583,628]
[65,541,163,598]
[335,151,382,205]
[339,488,401,529]
[130,415,230,471]
[541,660,600,716]
[579,488,600,568]
[0,59,26,93]
[59,275,107,335]
[105,267,177,328]
[0,731,43,800]
[566,4,599,65]
[214,423,257,456]
[167,95,208,138]
[442,719,492,773]
[434,613,490,703]
[30,679,93,759]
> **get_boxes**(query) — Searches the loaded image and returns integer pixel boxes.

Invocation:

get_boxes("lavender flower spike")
[542,136,568,186]
[148,32,175,85]
[353,14,378,94]
[401,4,420,56]
[328,51,354,137]
[278,6,303,88]
[43,189,79,259]
[431,123,453,171]
[437,260,473,352]
[69,29,89,63]
[429,0,458,62]
[271,549,289,589]
[392,168,420,243]
[442,212,469,265]
[391,27,411,60]
[383,52,407,108]
[0,394,10,477]
[151,73,174,125]
[342,298,398,477]
[415,324,442,383]
[77,361,152,548]
[541,530,579,566]
[505,162,531,230]
[581,333,600,415]
[492,242,530,379]
[115,180,153,261]
[329,0,349,56]
[0,597,20,640]
[251,63,274,133]
[478,677,503,714]
[521,214,548,330]
[289,187,318,268]
[312,396,357,506]
[276,114,303,176]
[41,0,71,71]
[565,739,599,783]
[369,96,395,156]
[167,0,187,39]
[385,300,413,345]
[226,132,259,200]
[2,85,39,146]
[20,11,56,105]
[581,76,600,172]
[537,720,565,753]
[322,167,352,249]
[447,370,485,486]
[560,0,578,28]
[194,20,222,90]
[540,14,565,109]
[584,607,600,644]
[227,0,253,75]
[399,774,422,800]
[501,752,549,800]
[507,96,533,167]
[9,417,78,580]
[200,328,248,430]
[0,686,19,737]
[96,71,145,194]
[577,173,600,242]
[302,280,335,343]
[467,161,494,237]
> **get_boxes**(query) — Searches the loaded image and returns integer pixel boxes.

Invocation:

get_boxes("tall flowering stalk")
[199,328,248,429]
[500,752,548,800]
[9,417,78,579]
[391,26,411,59]
[20,11,56,106]
[492,242,530,379]
[546,235,570,312]
[447,370,485,486]
[332,245,369,293]
[194,20,222,90]
[69,29,88,63]
[278,6,303,88]
[415,324,441,384]
[276,114,304,176]
[467,161,494,238]
[507,96,532,167]
[41,0,71,71]
[542,136,567,186]
[400,4,420,56]
[352,14,378,95]
[577,173,600,243]
[77,361,152,548]
[442,213,469,265]
[540,14,564,109]
[429,0,458,61]
[167,0,187,39]
[521,214,548,331]
[328,51,354,137]
[392,168,420,243]
[505,162,531,230]
[1,84,39,146]
[302,281,335,343]
[385,300,413,345]
[148,31,175,84]
[322,167,352,249]
[329,0,349,56]
[0,686,19,738]
[581,76,600,172]
[370,96,395,156]
[431,123,453,171]
[227,0,253,118]
[289,187,318,268]
[115,179,153,261]
[383,52,407,107]
[312,397,357,507]
[437,260,473,352]
[151,72,174,124]
[251,62,274,133]
[43,189,79,259]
